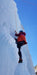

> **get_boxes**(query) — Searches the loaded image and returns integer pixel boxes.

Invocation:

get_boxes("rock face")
[34,65,37,75]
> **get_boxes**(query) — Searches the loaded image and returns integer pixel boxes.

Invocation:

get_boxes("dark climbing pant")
[15,38,25,59]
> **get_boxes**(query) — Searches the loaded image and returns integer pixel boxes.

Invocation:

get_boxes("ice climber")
[15,30,27,63]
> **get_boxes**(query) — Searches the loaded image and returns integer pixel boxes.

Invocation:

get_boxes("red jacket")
[15,32,27,42]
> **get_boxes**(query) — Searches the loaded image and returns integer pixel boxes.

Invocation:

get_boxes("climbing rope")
[15,9,17,32]
[22,0,37,6]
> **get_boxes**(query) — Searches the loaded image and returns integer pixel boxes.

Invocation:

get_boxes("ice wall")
[0,0,35,75]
